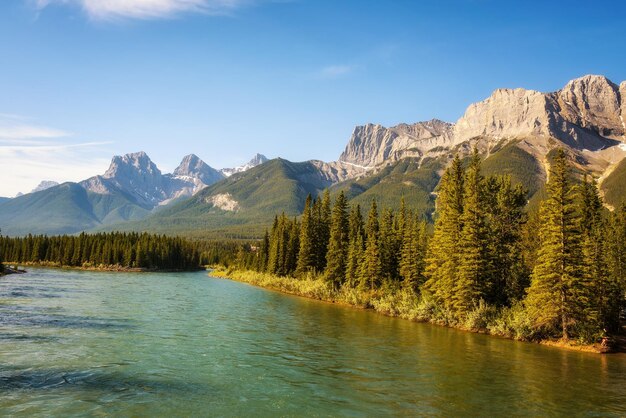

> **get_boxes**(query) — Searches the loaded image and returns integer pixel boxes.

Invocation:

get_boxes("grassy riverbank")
[211,267,620,354]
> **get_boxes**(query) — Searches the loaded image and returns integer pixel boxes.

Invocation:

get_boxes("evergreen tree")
[346,205,365,287]
[296,194,316,275]
[483,175,528,305]
[285,218,300,275]
[424,155,465,310]
[315,190,332,271]
[325,191,349,289]
[606,204,626,331]
[399,211,419,289]
[455,151,490,314]
[360,199,382,290]
[525,150,584,339]
[379,207,400,282]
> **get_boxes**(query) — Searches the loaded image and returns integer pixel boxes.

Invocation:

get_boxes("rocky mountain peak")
[31,180,59,193]
[103,151,161,180]
[248,153,269,166]
[339,120,454,167]
[172,154,224,185]
[220,153,269,177]
[556,74,623,139]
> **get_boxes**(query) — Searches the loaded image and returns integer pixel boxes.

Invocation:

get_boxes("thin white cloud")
[0,115,112,197]
[319,65,354,79]
[33,0,253,20]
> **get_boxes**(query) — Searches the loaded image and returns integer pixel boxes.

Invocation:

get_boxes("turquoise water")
[1,268,625,417]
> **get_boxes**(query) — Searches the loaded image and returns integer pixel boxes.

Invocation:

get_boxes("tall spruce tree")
[346,205,365,287]
[313,191,332,272]
[455,151,490,315]
[606,204,626,331]
[525,150,584,339]
[360,199,382,290]
[325,191,349,289]
[424,155,465,310]
[483,175,528,305]
[379,207,400,282]
[296,194,316,275]
[399,211,420,290]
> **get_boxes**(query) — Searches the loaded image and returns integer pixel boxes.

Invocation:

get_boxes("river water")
[0,268,625,416]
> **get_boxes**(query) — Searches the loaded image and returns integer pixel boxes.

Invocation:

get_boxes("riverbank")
[3,261,206,273]
[211,268,622,354]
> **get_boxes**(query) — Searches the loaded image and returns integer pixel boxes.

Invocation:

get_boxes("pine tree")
[296,194,316,276]
[424,155,465,310]
[346,205,365,287]
[379,207,400,283]
[285,218,300,275]
[525,150,584,340]
[399,211,419,289]
[325,191,349,289]
[315,190,332,271]
[360,199,382,290]
[579,176,621,335]
[455,151,490,315]
[606,204,626,331]
[483,175,528,305]
[346,232,365,288]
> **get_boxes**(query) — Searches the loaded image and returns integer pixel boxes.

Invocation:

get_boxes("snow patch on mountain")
[220,153,268,177]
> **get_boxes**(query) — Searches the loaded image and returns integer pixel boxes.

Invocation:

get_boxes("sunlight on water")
[1,268,625,416]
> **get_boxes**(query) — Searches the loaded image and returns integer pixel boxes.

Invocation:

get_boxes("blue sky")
[1,0,625,196]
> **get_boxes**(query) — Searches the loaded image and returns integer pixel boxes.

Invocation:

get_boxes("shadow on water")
[0,311,134,330]
[0,333,61,343]
[0,366,216,396]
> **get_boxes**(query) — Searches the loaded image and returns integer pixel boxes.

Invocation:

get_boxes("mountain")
[2,74,625,237]
[31,180,59,193]
[0,152,225,236]
[108,158,335,238]
[338,75,626,202]
[220,153,269,177]
[340,119,454,168]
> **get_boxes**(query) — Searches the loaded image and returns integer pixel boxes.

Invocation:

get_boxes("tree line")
[235,150,626,341]
[0,232,202,270]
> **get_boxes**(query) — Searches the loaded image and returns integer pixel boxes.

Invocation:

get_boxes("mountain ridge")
[2,74,626,237]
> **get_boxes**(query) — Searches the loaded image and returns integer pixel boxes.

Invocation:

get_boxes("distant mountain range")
[1,74,625,237]
[0,153,268,235]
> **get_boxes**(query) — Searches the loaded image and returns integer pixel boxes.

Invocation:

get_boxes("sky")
[1,0,625,196]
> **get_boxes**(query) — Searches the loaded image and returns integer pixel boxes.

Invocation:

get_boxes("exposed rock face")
[556,75,623,139]
[173,154,224,185]
[621,82,626,140]
[93,151,167,206]
[339,119,453,167]
[81,151,224,208]
[453,75,625,152]
[204,193,240,212]
[220,153,269,177]
[335,75,626,184]
[453,88,552,142]
[31,180,59,193]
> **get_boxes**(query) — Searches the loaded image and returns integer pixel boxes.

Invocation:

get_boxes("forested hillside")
[230,150,626,343]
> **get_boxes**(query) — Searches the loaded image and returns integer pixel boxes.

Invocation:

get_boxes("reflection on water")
[0,268,625,416]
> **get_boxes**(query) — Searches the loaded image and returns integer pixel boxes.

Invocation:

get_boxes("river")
[1,268,625,416]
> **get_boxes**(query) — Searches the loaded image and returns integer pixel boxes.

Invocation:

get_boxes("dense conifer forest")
[0,232,203,271]
[231,150,626,342]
